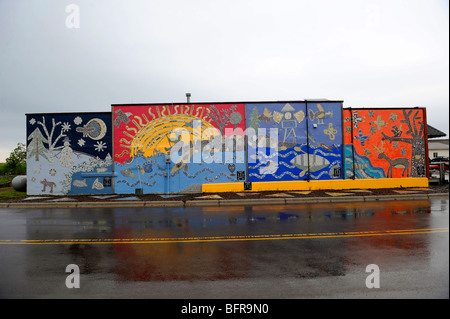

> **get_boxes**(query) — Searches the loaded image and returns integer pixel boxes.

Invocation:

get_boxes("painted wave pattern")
[115,151,245,193]
[248,144,343,181]
[344,144,386,179]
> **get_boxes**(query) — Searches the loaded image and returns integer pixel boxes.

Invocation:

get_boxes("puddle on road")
[21,199,444,282]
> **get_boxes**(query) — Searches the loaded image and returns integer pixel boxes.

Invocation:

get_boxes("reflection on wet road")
[0,198,448,298]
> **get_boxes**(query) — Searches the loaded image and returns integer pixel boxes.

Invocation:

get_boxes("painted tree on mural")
[206,105,237,135]
[36,117,67,165]
[229,111,242,131]
[381,109,426,177]
[27,127,49,161]
[249,107,260,132]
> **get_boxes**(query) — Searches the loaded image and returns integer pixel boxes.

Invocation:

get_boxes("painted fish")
[290,153,330,172]
[73,179,87,187]
[259,160,278,175]
[92,178,104,190]
[120,168,136,179]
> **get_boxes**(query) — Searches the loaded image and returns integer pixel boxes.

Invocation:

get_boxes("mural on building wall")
[25,103,427,196]
[26,113,113,195]
[343,108,427,179]
[113,104,246,193]
[246,102,343,182]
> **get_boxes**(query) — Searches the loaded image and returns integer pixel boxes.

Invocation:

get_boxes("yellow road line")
[0,227,447,245]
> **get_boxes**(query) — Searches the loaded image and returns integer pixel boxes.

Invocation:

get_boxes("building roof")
[427,124,447,139]
[428,138,449,146]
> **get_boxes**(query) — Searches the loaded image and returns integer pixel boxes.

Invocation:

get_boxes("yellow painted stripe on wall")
[202,178,429,193]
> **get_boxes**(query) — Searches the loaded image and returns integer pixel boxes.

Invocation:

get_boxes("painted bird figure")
[114,109,133,128]
[308,104,333,124]
[391,124,403,137]
[258,107,272,123]
[75,124,95,137]
[355,129,369,146]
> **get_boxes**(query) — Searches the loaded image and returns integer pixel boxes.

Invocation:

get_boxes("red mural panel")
[113,103,246,165]
[343,108,427,179]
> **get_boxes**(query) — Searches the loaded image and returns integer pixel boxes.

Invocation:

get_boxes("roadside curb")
[0,193,448,209]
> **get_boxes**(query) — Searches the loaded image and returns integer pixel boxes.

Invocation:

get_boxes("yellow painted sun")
[125,114,220,159]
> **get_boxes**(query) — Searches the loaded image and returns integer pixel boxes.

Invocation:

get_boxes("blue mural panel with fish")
[305,102,343,180]
[246,101,343,182]
[246,102,308,182]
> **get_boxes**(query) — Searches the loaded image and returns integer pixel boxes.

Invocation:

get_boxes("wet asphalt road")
[0,198,448,299]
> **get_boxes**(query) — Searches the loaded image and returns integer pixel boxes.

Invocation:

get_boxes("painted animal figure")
[377,153,410,177]
[40,178,56,193]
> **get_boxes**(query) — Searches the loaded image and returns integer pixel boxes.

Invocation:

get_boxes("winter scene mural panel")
[26,113,113,195]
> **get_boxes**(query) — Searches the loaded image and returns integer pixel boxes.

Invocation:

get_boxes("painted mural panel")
[343,108,427,179]
[306,102,343,180]
[26,113,113,195]
[245,102,343,182]
[113,104,246,194]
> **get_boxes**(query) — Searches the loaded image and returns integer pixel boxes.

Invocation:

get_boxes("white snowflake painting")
[61,122,71,132]
[74,116,83,125]
[94,141,107,152]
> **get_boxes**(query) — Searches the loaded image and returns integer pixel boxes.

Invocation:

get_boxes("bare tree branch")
[418,120,424,137]
[37,117,50,141]
[400,109,414,136]
[411,111,420,136]
[381,132,413,144]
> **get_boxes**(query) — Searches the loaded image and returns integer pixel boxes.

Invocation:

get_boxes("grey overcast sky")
[0,0,448,161]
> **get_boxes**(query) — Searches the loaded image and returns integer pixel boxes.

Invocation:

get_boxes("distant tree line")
[0,143,26,176]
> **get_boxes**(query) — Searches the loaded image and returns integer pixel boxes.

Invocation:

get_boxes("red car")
[429,156,449,171]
